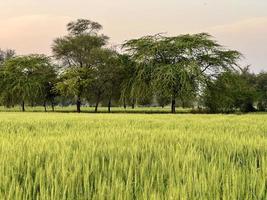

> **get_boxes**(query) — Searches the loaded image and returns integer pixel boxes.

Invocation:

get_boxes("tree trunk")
[181,98,186,109]
[51,100,55,112]
[171,98,176,114]
[22,100,25,112]
[76,96,81,113]
[95,101,99,113]
[123,98,127,109]
[108,98,112,113]
[44,101,47,112]
[131,98,135,109]
[95,94,101,113]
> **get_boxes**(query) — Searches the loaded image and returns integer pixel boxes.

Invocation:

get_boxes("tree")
[56,67,93,113]
[203,70,257,113]
[52,19,108,112]
[238,67,258,112]
[84,48,122,113]
[103,52,123,113]
[123,33,241,113]
[37,63,58,112]
[67,19,103,36]
[256,72,267,111]
[119,54,138,109]
[156,94,170,108]
[0,55,56,111]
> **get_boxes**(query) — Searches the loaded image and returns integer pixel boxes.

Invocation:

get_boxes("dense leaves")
[123,33,241,112]
[0,55,56,111]
[0,19,264,113]
[203,71,257,113]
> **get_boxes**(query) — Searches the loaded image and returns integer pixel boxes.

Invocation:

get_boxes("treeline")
[0,19,266,113]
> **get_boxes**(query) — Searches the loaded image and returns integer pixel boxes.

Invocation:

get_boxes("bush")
[203,71,257,113]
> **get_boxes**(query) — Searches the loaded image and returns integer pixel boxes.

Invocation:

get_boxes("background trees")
[120,54,138,109]
[203,70,257,113]
[0,19,264,114]
[52,19,108,112]
[123,33,241,113]
[255,72,267,111]
[0,55,56,111]
[85,48,122,113]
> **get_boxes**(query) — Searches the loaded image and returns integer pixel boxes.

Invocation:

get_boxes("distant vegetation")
[0,19,266,114]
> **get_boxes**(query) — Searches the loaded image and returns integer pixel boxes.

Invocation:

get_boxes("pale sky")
[0,0,266,72]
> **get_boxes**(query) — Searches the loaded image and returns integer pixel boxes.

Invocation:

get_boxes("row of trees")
[203,68,267,113]
[0,19,266,113]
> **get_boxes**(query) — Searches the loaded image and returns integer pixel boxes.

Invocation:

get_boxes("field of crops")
[0,112,267,199]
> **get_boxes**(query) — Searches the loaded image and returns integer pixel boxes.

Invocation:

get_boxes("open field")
[1,112,267,199]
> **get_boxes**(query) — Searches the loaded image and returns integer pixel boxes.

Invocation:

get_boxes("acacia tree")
[0,49,16,107]
[256,72,267,111]
[102,51,122,113]
[84,48,122,113]
[203,70,257,113]
[52,19,108,112]
[37,62,58,112]
[123,33,241,113]
[0,55,56,111]
[119,54,138,109]
[56,67,93,112]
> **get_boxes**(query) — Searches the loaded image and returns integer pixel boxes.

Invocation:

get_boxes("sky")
[0,0,266,72]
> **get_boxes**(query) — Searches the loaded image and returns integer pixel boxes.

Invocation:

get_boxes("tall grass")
[0,113,267,199]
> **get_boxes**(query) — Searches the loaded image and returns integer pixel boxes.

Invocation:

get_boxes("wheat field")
[0,112,267,199]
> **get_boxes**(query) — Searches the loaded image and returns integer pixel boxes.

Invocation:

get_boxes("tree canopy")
[0,19,263,114]
[0,55,56,111]
[123,33,241,112]
[52,19,108,112]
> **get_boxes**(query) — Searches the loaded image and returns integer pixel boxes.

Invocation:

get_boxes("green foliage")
[0,55,56,109]
[0,20,261,113]
[203,71,257,113]
[56,67,93,99]
[52,18,110,112]
[123,33,241,112]
[119,54,138,105]
[52,19,108,68]
[85,48,122,111]
[52,34,108,68]
[255,72,267,111]
[67,19,103,36]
